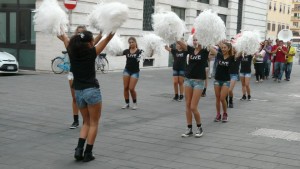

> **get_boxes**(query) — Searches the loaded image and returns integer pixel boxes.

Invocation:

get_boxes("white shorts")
[67,72,74,80]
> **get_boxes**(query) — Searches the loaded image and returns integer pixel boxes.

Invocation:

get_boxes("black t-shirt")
[240,55,253,73]
[123,49,142,73]
[229,57,241,74]
[185,46,209,80]
[69,47,99,90]
[215,52,235,81]
[171,48,188,71]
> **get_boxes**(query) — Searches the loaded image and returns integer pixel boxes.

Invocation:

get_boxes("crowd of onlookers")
[207,39,296,83]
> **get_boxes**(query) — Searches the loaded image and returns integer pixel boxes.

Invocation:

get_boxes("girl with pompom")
[121,37,143,110]
[227,46,241,108]
[165,41,188,102]
[177,36,217,138]
[213,42,237,122]
[58,26,103,129]
[58,30,115,162]
[240,53,253,101]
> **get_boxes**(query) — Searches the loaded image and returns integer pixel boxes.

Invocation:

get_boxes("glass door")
[0,0,36,70]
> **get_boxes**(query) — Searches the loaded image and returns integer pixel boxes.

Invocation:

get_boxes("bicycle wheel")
[51,57,64,74]
[100,57,109,74]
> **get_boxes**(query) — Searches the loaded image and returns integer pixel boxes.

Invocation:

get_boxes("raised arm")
[95,32,115,55]
[165,45,171,52]
[208,46,218,59]
[208,45,217,56]
[93,32,103,46]
[57,33,69,48]
[176,40,188,51]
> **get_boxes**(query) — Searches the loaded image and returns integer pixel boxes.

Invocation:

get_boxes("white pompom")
[88,2,129,34]
[33,0,68,35]
[152,11,187,44]
[234,30,261,55]
[102,34,125,56]
[187,35,194,47]
[140,33,164,58]
[194,9,226,46]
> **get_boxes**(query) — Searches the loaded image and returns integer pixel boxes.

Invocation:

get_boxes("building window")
[279,3,282,12]
[196,10,202,16]
[274,2,276,11]
[269,1,272,10]
[278,24,281,33]
[198,0,209,4]
[171,7,186,20]
[293,22,298,27]
[283,5,285,13]
[237,0,243,33]
[287,26,289,29]
[219,0,228,8]
[218,14,227,26]
[267,23,271,31]
[143,0,155,31]
[282,25,285,29]
[272,23,276,31]
[288,6,290,14]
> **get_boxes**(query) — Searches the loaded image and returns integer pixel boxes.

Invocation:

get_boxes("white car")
[0,50,19,73]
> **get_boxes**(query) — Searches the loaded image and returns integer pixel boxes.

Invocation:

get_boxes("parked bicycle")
[51,51,70,74]
[95,53,109,74]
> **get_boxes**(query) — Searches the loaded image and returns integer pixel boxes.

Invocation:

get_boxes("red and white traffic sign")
[64,0,77,10]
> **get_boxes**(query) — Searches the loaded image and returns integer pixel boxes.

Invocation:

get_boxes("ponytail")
[68,31,93,57]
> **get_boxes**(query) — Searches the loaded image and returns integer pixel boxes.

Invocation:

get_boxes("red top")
[272,45,287,63]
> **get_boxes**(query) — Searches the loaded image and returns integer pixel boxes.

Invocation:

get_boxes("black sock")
[175,94,179,97]
[133,99,137,103]
[197,124,202,127]
[85,144,93,153]
[203,88,206,93]
[187,124,192,129]
[77,138,86,149]
[125,99,129,104]
[229,96,233,103]
[179,94,183,98]
[74,115,79,123]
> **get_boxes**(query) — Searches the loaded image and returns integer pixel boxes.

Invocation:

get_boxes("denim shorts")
[75,87,102,109]
[184,78,205,90]
[240,73,251,78]
[173,70,185,77]
[214,80,230,87]
[123,69,139,79]
[230,74,239,81]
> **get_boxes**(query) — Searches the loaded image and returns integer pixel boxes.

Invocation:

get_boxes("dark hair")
[128,37,138,49]
[68,31,94,56]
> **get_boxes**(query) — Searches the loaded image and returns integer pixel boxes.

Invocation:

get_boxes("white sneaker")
[132,103,138,110]
[122,104,129,109]
[181,128,193,138]
[194,127,203,138]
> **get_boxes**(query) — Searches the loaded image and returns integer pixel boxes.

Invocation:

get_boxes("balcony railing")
[290,26,300,30]
[292,8,300,12]
[291,16,300,21]
[293,0,300,4]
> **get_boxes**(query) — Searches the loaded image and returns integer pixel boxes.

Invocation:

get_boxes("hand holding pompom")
[88,2,129,34]
[33,0,69,35]
[194,9,226,46]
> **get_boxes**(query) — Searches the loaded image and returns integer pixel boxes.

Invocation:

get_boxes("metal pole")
[68,10,72,37]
